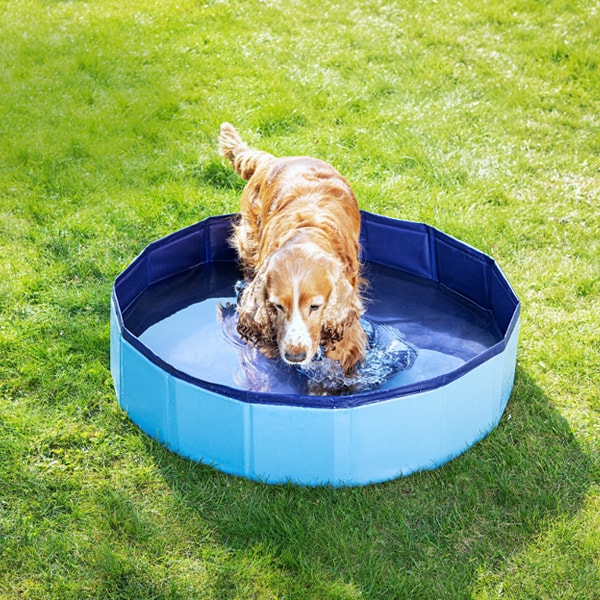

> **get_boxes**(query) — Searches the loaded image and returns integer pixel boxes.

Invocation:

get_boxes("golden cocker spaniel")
[219,123,367,375]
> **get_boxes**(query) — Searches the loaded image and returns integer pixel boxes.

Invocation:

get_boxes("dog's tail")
[218,123,275,180]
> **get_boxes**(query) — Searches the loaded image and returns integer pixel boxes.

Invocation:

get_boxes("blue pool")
[111,212,520,485]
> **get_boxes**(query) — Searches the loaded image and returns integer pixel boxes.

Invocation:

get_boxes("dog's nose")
[284,350,307,363]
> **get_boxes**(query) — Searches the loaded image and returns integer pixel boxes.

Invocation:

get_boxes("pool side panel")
[348,387,446,483]
[247,404,332,484]
[172,377,247,476]
[110,297,122,402]
[500,316,520,415]
[360,214,434,279]
[435,236,490,309]
[120,340,170,443]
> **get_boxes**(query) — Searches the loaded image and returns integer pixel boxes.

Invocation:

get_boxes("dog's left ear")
[236,272,277,348]
[321,275,364,349]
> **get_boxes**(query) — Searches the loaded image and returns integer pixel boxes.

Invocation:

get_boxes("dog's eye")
[309,304,321,313]
[273,303,284,312]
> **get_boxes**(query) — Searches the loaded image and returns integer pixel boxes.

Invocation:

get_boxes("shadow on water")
[146,365,594,598]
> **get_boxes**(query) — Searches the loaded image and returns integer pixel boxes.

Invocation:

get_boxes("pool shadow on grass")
[147,365,594,598]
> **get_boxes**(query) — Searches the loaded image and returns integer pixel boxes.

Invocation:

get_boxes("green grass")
[1,0,598,597]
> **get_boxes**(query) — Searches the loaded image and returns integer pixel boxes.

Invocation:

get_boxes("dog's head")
[236,244,364,368]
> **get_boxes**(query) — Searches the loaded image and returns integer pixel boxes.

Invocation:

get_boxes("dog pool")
[110,211,520,485]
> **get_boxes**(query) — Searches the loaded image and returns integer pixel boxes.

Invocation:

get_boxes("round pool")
[110,211,520,486]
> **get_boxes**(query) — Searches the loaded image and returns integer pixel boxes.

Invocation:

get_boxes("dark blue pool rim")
[112,212,520,409]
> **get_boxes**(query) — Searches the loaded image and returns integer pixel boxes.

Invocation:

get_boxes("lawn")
[0,0,598,598]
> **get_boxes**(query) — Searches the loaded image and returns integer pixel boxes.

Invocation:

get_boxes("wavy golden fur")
[219,123,367,375]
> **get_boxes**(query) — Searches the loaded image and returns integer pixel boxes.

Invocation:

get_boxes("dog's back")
[219,123,362,285]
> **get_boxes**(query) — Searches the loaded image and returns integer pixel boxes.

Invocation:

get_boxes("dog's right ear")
[236,274,277,348]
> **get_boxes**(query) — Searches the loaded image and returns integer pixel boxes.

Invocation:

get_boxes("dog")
[218,123,367,375]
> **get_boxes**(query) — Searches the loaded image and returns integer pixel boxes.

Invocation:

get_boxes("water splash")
[299,318,418,395]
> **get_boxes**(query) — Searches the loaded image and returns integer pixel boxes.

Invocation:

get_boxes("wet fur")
[219,123,367,374]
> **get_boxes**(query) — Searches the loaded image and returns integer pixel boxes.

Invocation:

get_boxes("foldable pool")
[110,212,520,486]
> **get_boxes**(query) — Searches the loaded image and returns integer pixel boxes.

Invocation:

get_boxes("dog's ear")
[321,275,364,349]
[236,273,277,348]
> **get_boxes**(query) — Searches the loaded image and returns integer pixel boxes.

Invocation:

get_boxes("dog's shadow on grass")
[147,366,594,597]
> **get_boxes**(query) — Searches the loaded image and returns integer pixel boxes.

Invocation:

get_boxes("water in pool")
[124,262,502,395]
